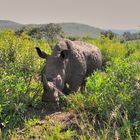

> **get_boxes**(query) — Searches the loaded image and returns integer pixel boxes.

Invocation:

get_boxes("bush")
[0,30,51,136]
[0,30,140,139]
[67,50,140,139]
[86,38,128,68]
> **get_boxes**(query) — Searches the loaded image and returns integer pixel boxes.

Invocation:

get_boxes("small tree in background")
[16,23,65,47]
[45,23,65,43]
[123,32,132,41]
[101,30,117,40]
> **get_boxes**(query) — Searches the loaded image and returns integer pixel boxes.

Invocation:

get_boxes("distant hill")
[0,20,104,37]
[0,20,23,30]
[59,23,104,38]
[23,23,105,38]
[111,29,139,35]
[0,20,138,37]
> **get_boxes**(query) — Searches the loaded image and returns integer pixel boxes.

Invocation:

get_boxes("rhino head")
[36,40,73,102]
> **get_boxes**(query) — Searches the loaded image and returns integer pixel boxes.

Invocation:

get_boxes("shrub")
[0,30,51,136]
[67,51,140,139]
[0,30,140,139]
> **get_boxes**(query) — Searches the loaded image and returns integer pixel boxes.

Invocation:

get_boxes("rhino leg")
[63,83,71,95]
[80,79,86,92]
[69,83,81,93]
[63,82,80,94]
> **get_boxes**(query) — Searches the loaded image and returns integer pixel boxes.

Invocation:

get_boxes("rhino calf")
[36,39,102,102]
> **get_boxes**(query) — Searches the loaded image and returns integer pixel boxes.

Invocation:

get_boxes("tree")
[123,32,132,41]
[45,23,65,42]
[16,23,65,44]
[101,30,117,40]
[122,32,140,41]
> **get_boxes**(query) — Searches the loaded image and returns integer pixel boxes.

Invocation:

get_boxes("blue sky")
[0,0,140,29]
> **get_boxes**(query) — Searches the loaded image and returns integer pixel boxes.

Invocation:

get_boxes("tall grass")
[0,30,140,139]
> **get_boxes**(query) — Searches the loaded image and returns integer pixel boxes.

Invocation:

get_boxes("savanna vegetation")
[0,29,140,140]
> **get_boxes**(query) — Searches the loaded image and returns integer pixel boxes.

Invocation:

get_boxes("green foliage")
[123,31,140,41]
[0,30,51,137]
[0,30,140,139]
[86,37,128,68]
[101,30,117,40]
[16,23,65,46]
[13,118,76,140]
[67,39,140,139]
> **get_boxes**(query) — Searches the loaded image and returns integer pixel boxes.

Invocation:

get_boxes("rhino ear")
[35,47,48,59]
[65,40,74,50]
[60,50,69,59]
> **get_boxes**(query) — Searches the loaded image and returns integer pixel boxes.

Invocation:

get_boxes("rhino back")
[73,41,102,75]
[51,40,102,91]
[66,41,102,90]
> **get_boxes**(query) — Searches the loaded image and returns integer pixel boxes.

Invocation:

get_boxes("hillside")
[59,23,104,38]
[23,23,104,38]
[0,20,23,30]
[0,20,104,37]
[0,20,138,37]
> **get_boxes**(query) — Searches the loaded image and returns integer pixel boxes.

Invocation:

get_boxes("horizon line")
[0,19,139,31]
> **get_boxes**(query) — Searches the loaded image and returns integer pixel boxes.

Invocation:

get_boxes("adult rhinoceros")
[36,39,102,102]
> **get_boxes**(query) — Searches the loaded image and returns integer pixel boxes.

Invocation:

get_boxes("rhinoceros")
[36,39,102,102]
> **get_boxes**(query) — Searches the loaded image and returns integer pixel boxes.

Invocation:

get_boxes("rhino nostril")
[47,78,53,82]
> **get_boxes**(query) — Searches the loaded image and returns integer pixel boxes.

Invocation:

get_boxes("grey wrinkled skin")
[36,39,102,102]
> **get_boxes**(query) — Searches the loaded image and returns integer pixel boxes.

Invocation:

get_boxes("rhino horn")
[42,75,54,91]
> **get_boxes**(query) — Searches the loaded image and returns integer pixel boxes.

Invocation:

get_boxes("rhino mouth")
[42,75,63,102]
[42,89,60,102]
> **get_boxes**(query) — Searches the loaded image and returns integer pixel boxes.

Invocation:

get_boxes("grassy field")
[0,30,140,139]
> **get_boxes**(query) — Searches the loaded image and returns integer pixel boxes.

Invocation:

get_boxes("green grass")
[0,30,140,139]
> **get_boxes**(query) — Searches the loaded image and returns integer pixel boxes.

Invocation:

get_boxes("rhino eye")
[60,50,68,59]
[61,51,65,59]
